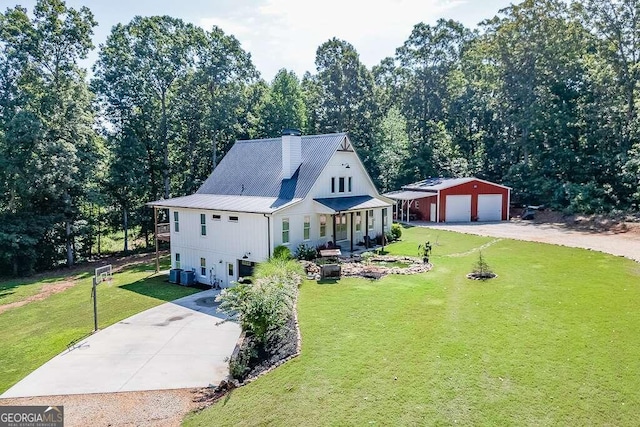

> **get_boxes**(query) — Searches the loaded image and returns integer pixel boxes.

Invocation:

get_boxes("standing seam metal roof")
[196,133,347,203]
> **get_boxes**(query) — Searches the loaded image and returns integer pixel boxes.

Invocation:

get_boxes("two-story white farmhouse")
[148,129,394,287]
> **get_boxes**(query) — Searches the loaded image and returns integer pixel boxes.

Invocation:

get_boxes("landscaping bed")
[303,255,431,280]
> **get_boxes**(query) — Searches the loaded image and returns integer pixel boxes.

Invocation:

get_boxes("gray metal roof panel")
[402,177,511,191]
[384,190,436,200]
[196,133,347,200]
[314,195,392,213]
[402,177,473,191]
[147,194,302,214]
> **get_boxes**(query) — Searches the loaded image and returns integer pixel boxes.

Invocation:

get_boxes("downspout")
[263,214,271,258]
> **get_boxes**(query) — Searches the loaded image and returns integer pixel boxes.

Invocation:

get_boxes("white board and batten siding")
[477,194,503,222]
[169,208,268,287]
[273,148,391,249]
[445,195,472,222]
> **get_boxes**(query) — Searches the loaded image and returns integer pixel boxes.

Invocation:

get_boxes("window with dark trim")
[303,216,311,240]
[331,177,336,193]
[175,253,181,269]
[368,209,375,230]
[200,213,206,236]
[173,211,179,232]
[382,208,388,227]
[355,212,361,232]
[229,216,239,222]
[348,176,352,192]
[200,257,206,276]
[282,218,290,244]
[212,214,221,221]
[228,262,234,276]
[320,215,327,237]
[339,177,345,193]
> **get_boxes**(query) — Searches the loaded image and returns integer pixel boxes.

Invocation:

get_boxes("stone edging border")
[465,273,498,280]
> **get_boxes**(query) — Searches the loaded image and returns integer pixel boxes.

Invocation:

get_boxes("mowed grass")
[185,226,640,426]
[0,257,200,394]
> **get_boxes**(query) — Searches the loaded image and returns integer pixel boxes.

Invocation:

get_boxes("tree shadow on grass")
[316,278,340,285]
[119,275,202,302]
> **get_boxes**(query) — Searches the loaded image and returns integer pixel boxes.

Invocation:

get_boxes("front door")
[430,203,437,222]
[226,262,236,287]
[336,213,347,241]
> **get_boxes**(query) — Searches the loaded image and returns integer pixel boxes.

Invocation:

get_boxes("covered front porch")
[314,195,392,254]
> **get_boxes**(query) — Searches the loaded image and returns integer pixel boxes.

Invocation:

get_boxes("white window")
[355,212,361,232]
[212,214,221,221]
[368,209,374,230]
[331,177,336,193]
[320,215,327,237]
[200,213,206,236]
[229,215,239,222]
[348,176,352,192]
[200,257,206,276]
[173,211,179,232]
[304,216,311,240]
[175,253,181,269]
[339,177,345,193]
[382,208,388,227]
[282,218,290,244]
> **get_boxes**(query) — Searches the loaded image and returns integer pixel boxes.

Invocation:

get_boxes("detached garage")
[385,177,511,223]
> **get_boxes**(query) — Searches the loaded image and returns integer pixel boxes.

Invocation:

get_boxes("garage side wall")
[439,180,510,222]
[411,195,437,221]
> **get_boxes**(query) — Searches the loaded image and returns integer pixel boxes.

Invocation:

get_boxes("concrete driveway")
[1,290,241,398]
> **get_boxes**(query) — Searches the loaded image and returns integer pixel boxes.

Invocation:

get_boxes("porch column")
[350,212,354,253]
[154,206,159,273]
[365,210,369,248]
[332,213,337,246]
[381,208,385,252]
[406,201,409,224]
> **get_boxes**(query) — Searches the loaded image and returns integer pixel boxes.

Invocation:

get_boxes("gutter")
[263,214,271,258]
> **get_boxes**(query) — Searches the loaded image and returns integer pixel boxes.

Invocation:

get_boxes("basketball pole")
[92,277,98,332]
[154,206,159,273]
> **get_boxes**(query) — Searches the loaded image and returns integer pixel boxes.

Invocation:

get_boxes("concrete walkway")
[1,290,241,398]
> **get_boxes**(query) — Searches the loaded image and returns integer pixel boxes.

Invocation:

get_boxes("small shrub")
[360,251,375,264]
[472,251,494,279]
[385,231,395,244]
[273,245,292,260]
[418,241,432,263]
[229,342,257,380]
[390,223,403,241]
[295,243,317,261]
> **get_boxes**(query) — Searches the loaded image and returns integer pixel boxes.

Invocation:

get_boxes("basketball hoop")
[91,265,113,332]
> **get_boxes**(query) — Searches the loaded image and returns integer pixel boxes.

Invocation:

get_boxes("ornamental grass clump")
[216,258,304,381]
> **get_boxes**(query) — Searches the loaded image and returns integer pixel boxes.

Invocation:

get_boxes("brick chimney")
[281,128,301,179]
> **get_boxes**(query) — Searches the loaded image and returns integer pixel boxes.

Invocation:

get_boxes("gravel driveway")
[415,220,640,262]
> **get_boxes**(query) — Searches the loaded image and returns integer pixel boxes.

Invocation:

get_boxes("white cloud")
[198,0,466,81]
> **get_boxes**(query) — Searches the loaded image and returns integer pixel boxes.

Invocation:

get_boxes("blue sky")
[12,0,516,81]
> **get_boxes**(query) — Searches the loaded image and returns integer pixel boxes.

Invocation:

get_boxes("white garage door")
[477,194,503,222]
[445,195,471,222]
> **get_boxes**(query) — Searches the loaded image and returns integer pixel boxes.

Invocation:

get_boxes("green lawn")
[185,226,640,426]
[0,257,200,394]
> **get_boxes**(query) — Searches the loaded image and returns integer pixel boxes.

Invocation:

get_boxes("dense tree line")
[1,0,639,274]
